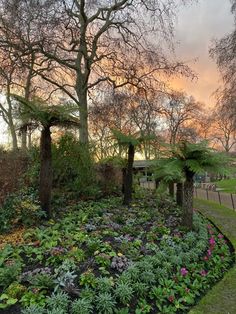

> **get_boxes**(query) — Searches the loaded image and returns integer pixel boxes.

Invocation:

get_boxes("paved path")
[189,199,236,314]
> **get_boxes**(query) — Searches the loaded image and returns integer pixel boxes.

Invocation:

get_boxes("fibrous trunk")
[123,144,135,206]
[21,125,27,151]
[39,126,52,219]
[168,182,174,198]
[176,182,183,206]
[182,172,194,229]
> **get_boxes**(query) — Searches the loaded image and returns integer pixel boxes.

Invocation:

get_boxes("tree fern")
[154,141,230,229]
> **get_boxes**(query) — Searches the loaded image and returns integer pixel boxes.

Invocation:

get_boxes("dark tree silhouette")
[155,141,228,229]
[14,95,79,218]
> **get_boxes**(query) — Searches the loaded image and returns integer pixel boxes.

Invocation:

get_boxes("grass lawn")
[214,178,236,194]
[189,198,236,314]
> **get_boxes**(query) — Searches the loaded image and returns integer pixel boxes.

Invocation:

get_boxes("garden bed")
[0,194,234,313]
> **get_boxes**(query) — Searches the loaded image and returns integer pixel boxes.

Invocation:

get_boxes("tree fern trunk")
[21,125,27,151]
[39,126,52,219]
[123,144,135,206]
[176,182,183,206]
[168,182,174,198]
[182,172,194,229]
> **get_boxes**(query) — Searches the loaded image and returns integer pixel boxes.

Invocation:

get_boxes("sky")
[172,0,234,107]
[0,0,234,145]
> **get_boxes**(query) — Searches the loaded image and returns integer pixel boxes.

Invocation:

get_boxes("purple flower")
[180,268,188,276]
[209,237,215,245]
[200,269,208,277]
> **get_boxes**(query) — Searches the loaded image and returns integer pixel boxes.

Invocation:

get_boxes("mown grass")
[189,198,236,314]
[214,178,236,194]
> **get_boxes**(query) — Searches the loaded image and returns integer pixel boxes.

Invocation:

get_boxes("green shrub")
[71,298,93,314]
[96,277,114,293]
[115,282,134,304]
[95,292,116,314]
[46,309,66,314]
[46,291,70,311]
[0,188,44,233]
[20,290,47,307]
[21,305,45,314]
[30,273,55,291]
[6,282,26,299]
[52,133,98,197]
[0,260,22,289]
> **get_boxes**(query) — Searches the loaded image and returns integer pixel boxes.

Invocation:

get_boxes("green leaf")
[0,294,8,300]
[0,303,8,309]
[6,298,18,305]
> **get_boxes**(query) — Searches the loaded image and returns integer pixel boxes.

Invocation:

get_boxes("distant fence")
[140,181,236,211]
[194,188,236,210]
[140,181,155,190]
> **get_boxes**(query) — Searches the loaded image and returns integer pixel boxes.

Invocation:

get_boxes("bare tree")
[0,0,193,145]
[210,0,236,121]
[0,51,19,150]
[161,92,201,145]
[211,105,236,152]
[129,91,162,159]
[90,89,135,159]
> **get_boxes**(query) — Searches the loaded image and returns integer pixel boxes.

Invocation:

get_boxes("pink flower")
[168,295,175,303]
[218,234,224,239]
[209,237,215,245]
[207,249,212,256]
[180,268,188,276]
[207,224,212,229]
[203,256,209,261]
[200,269,208,276]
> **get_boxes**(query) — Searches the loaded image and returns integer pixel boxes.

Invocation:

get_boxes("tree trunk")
[155,179,160,189]
[168,182,174,198]
[8,120,18,151]
[76,81,89,144]
[28,131,32,149]
[176,182,183,206]
[39,126,52,219]
[182,172,194,229]
[79,104,89,144]
[123,144,135,206]
[21,125,27,151]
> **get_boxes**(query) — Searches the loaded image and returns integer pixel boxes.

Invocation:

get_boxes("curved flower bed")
[0,196,233,313]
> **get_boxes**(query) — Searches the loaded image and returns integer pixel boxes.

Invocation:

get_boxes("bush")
[71,298,93,314]
[52,133,99,198]
[46,291,70,311]
[21,305,45,314]
[0,188,44,233]
[96,157,124,196]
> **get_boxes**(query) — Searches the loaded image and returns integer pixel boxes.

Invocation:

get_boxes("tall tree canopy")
[210,0,236,121]
[0,0,193,145]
